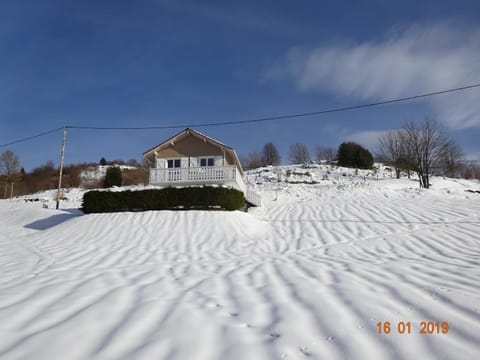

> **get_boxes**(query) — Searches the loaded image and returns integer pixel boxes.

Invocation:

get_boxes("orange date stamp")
[377,321,449,335]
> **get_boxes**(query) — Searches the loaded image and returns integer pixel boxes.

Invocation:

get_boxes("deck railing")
[149,165,262,206]
[246,188,262,207]
[149,166,237,185]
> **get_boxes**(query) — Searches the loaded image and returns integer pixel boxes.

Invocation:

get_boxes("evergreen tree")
[104,167,122,187]
[337,142,374,169]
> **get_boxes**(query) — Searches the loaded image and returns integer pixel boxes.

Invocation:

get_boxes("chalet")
[143,128,261,206]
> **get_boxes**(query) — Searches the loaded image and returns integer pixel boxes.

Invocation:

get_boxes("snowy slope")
[0,165,479,359]
[80,164,137,187]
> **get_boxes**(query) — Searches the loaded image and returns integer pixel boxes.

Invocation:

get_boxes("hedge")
[82,187,245,213]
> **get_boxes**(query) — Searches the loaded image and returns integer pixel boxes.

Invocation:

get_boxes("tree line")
[242,141,373,169]
[242,142,337,169]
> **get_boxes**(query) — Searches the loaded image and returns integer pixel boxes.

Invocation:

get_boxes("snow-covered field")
[1,165,479,359]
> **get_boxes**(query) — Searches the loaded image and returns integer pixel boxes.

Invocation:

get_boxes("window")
[167,159,181,168]
[200,157,215,167]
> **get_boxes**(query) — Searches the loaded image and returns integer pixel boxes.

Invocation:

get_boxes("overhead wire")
[1,82,480,147]
[0,127,64,148]
[67,83,480,130]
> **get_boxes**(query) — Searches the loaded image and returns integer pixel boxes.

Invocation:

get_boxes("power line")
[68,83,480,130]
[1,82,480,147]
[0,127,64,148]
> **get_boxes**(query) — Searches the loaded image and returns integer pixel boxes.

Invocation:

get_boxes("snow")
[80,165,137,187]
[1,164,480,359]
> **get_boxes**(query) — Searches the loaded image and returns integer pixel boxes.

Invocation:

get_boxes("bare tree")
[376,129,411,178]
[462,164,480,180]
[377,117,462,187]
[314,145,336,163]
[243,151,264,170]
[404,117,448,189]
[289,143,310,164]
[0,150,20,198]
[142,154,155,169]
[126,158,141,167]
[261,142,281,166]
[0,150,20,182]
[439,140,464,178]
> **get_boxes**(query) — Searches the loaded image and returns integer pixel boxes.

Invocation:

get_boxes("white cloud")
[266,22,480,129]
[344,130,386,152]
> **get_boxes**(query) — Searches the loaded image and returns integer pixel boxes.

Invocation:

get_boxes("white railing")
[149,166,262,207]
[246,188,262,207]
[235,168,247,193]
[150,166,237,185]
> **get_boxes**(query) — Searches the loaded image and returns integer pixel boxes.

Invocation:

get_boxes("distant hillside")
[1,162,148,199]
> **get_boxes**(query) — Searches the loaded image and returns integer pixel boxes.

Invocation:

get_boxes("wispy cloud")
[265,22,480,129]
[344,130,386,151]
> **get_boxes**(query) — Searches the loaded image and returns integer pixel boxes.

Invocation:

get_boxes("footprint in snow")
[299,346,311,356]
[269,333,281,340]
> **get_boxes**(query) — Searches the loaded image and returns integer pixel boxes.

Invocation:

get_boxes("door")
[167,159,181,181]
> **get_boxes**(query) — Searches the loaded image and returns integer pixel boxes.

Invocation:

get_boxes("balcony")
[149,166,238,186]
[149,166,261,206]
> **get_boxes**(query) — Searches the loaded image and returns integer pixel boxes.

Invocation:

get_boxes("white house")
[143,128,261,206]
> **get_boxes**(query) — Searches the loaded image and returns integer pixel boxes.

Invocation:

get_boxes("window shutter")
[156,159,166,168]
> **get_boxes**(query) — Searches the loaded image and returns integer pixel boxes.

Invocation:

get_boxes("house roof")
[143,128,244,173]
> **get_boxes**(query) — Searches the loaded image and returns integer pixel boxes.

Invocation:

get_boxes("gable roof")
[143,128,244,173]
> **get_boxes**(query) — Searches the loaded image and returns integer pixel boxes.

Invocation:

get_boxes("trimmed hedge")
[82,187,245,213]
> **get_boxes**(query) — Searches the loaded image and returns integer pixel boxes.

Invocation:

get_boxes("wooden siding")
[144,128,244,175]
[155,135,228,160]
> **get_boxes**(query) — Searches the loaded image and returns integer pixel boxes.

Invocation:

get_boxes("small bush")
[82,187,245,213]
[104,167,122,188]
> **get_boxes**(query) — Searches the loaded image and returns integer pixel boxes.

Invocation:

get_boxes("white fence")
[245,188,262,207]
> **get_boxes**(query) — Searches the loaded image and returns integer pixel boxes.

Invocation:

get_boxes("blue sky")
[1,0,480,170]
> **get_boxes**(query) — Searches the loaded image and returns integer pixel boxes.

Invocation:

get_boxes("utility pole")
[56,126,67,210]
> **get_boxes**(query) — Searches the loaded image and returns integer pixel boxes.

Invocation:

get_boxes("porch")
[148,165,262,206]
[149,165,238,186]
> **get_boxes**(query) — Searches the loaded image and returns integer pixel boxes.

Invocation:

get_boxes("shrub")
[337,142,374,169]
[104,167,122,188]
[82,187,245,213]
